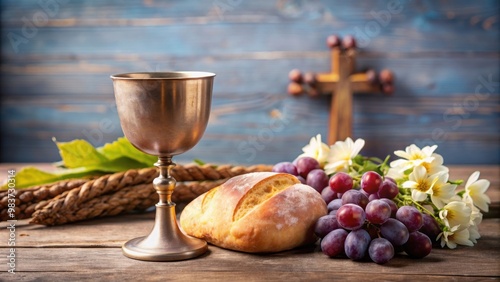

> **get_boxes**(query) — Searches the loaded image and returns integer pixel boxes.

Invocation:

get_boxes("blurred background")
[0,0,498,165]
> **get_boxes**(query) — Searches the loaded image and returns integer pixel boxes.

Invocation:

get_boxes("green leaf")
[193,159,206,166]
[84,156,151,172]
[1,137,159,190]
[98,137,157,166]
[3,166,98,189]
[353,155,365,165]
[55,139,109,168]
[2,157,150,189]
[359,160,380,175]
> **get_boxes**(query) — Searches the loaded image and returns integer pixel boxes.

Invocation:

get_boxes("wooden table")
[1,165,499,281]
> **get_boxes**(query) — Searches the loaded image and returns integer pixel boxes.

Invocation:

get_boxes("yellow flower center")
[411,152,424,160]
[422,162,431,172]
[447,210,454,220]
[416,181,429,192]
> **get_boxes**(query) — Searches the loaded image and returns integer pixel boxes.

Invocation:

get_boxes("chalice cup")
[111,71,215,261]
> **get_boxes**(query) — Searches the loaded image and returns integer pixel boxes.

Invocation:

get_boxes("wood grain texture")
[0,0,499,164]
[0,164,498,280]
[0,217,498,280]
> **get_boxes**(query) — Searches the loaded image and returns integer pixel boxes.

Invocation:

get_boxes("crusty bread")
[179,172,327,253]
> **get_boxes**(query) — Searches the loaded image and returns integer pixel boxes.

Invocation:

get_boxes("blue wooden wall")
[1,0,499,165]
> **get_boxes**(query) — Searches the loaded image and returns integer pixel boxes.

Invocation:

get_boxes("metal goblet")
[110,71,215,261]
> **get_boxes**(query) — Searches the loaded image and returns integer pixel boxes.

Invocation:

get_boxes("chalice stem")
[154,156,176,206]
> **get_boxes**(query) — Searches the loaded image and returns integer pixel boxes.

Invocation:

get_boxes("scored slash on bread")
[180,172,327,253]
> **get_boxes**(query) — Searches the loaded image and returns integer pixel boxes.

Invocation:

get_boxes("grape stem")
[393,194,445,228]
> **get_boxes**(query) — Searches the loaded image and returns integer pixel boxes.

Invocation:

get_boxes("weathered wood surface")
[0,164,498,280]
[1,0,499,165]
[0,217,498,281]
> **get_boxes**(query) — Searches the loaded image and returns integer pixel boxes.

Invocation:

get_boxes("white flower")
[438,225,473,249]
[390,144,449,178]
[470,206,483,227]
[385,167,405,180]
[390,144,437,171]
[324,137,365,174]
[402,165,436,201]
[463,196,484,227]
[468,224,481,244]
[297,134,330,168]
[429,172,457,209]
[423,153,449,175]
[439,201,472,231]
[462,196,483,244]
[463,171,491,212]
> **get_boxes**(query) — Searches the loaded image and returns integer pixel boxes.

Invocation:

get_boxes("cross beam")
[288,35,394,145]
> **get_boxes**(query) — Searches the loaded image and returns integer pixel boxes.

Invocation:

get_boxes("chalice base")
[122,203,207,261]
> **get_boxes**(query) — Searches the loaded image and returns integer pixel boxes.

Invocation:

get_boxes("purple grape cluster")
[273,159,437,264]
[313,170,435,264]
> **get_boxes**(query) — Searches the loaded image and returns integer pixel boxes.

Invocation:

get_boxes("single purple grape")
[379,198,398,218]
[327,199,342,212]
[378,180,399,199]
[321,186,337,204]
[306,169,329,193]
[396,206,424,232]
[369,238,394,264]
[336,204,366,230]
[380,218,410,246]
[345,229,371,260]
[365,199,391,224]
[329,172,353,193]
[314,214,341,238]
[341,189,369,209]
[295,157,320,178]
[384,177,397,184]
[296,175,306,184]
[272,162,298,176]
[368,193,380,201]
[361,171,383,194]
[321,229,348,257]
[419,213,441,244]
[403,231,432,258]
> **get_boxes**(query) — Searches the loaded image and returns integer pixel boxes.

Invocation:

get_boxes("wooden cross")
[287,35,394,145]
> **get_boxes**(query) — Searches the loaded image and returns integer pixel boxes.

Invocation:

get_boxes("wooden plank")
[5,244,500,279]
[0,212,157,248]
[5,272,493,282]
[1,0,497,23]
[1,1,498,55]
[2,92,498,164]
[1,56,498,98]
[0,218,498,279]
[1,25,498,58]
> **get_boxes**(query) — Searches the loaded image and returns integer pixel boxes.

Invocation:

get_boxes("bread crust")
[180,172,327,253]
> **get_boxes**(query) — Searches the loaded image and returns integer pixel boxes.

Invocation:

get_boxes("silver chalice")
[111,71,215,261]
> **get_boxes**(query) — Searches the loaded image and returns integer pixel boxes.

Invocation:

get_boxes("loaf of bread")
[179,172,327,253]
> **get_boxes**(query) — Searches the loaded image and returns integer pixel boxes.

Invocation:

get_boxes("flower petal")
[413,165,427,180]
[470,179,491,194]
[422,145,438,156]
[465,171,480,189]
[402,180,417,189]
[411,189,428,202]
[351,138,365,157]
